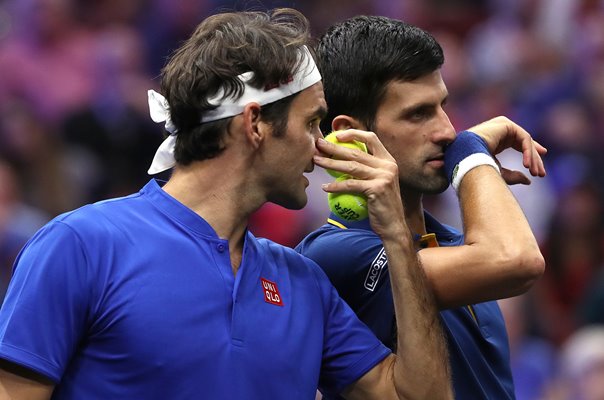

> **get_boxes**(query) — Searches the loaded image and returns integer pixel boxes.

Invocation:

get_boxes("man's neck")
[162,163,262,275]
[401,189,427,236]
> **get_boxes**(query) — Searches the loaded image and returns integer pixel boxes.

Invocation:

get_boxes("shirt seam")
[0,343,62,383]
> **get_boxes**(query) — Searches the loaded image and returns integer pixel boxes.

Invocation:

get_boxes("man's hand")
[314,130,406,241]
[467,116,547,185]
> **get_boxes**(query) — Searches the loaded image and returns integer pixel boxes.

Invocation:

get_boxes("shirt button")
[217,244,226,252]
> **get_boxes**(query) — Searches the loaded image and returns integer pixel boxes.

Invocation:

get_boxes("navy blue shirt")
[296,212,516,399]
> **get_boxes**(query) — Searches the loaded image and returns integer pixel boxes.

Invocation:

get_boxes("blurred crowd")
[1,0,604,398]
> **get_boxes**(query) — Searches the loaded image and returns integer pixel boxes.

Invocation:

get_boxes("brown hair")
[160,8,311,166]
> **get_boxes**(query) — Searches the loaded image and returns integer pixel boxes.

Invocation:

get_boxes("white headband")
[147,46,322,174]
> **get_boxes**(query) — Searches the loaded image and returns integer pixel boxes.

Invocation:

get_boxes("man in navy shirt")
[297,16,546,399]
[0,9,452,400]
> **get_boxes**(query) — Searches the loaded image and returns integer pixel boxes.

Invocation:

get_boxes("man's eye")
[409,108,433,121]
[410,111,426,120]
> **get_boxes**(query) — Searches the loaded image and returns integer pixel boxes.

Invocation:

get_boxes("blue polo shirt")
[0,180,390,399]
[296,212,516,399]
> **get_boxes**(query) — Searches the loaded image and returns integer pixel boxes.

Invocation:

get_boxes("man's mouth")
[426,155,445,167]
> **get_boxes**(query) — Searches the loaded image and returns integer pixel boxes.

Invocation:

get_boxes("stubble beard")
[401,169,450,196]
[269,185,308,211]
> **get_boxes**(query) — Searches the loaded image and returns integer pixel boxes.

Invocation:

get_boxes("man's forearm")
[421,128,545,308]
[383,230,452,399]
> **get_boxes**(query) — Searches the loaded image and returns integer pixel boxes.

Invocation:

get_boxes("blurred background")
[1,0,603,398]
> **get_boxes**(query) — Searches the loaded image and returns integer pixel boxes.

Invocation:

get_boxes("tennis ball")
[323,131,368,178]
[328,176,368,221]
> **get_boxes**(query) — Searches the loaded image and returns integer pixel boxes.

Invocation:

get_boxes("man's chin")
[403,177,449,195]
[271,195,307,211]
[423,182,450,195]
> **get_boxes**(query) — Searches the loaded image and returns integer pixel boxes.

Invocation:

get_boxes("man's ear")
[332,115,367,132]
[241,102,268,149]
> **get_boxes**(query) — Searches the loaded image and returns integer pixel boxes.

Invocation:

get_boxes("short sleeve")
[0,221,92,382]
[310,263,391,395]
[297,227,397,355]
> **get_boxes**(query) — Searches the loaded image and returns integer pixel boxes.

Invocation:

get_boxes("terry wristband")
[444,131,500,193]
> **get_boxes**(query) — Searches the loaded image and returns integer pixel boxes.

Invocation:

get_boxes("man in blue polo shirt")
[0,9,453,400]
[297,16,546,399]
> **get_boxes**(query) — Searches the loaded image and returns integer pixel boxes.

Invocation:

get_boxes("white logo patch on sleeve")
[363,247,388,292]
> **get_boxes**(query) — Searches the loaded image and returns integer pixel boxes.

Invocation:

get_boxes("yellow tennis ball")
[328,176,368,221]
[324,131,368,178]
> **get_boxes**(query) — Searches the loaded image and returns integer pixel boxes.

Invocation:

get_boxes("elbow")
[500,244,545,295]
[517,250,545,292]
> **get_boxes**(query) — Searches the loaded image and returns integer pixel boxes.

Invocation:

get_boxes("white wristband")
[451,153,500,192]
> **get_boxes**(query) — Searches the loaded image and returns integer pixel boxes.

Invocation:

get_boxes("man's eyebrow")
[398,102,431,116]
[311,105,328,120]
[400,96,449,116]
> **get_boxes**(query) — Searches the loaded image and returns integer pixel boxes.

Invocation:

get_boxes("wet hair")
[316,15,444,132]
[160,8,311,165]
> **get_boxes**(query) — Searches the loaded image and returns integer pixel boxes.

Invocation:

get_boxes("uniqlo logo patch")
[261,278,283,306]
